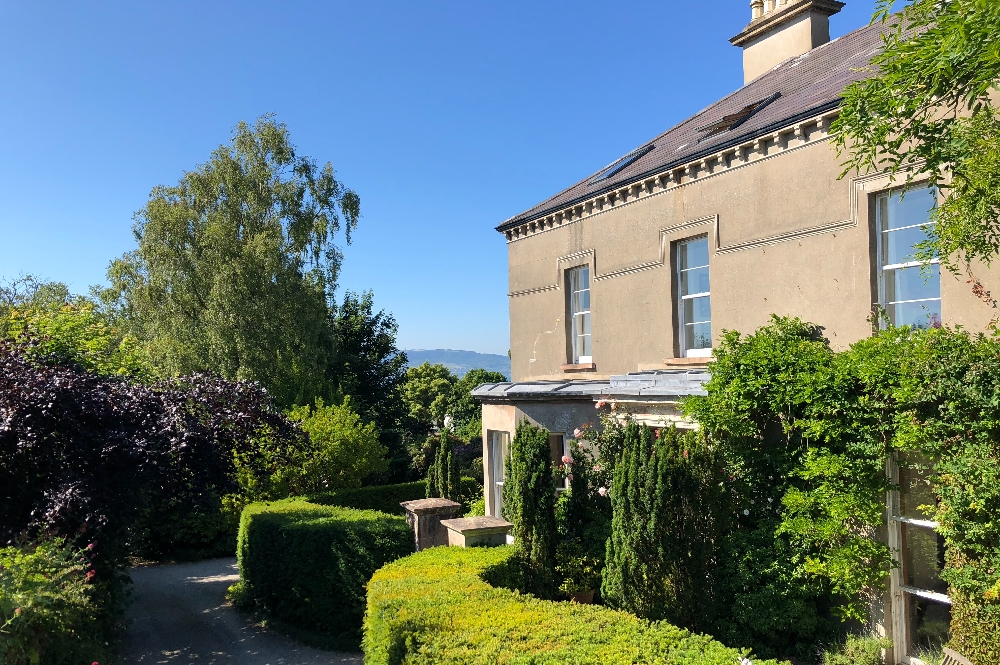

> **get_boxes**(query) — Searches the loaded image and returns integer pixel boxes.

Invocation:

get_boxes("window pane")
[574,314,586,336]
[900,463,937,521]
[680,237,709,270]
[686,322,712,350]
[907,595,951,659]
[904,524,948,595]
[882,187,936,231]
[681,266,711,296]
[581,333,592,357]
[882,225,934,265]
[885,264,941,303]
[683,296,712,324]
[583,313,591,336]
[577,266,590,290]
[889,300,942,330]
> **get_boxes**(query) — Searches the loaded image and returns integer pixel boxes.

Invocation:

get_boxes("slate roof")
[472,369,710,402]
[497,19,886,233]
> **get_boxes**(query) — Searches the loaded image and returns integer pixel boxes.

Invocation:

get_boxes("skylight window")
[697,92,781,140]
[591,144,656,183]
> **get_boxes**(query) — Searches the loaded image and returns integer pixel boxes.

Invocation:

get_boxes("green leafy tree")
[287,398,389,493]
[329,291,409,433]
[102,115,360,407]
[2,301,152,380]
[0,276,70,312]
[834,0,1000,277]
[504,420,557,597]
[448,368,508,440]
[400,362,456,431]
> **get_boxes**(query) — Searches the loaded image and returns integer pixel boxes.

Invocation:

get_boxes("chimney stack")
[731,0,845,84]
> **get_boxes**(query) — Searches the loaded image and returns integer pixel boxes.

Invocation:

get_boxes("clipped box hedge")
[309,477,481,516]
[308,481,428,515]
[235,500,413,644]
[364,546,783,665]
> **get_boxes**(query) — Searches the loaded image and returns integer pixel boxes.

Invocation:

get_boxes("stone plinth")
[400,498,462,551]
[440,516,513,548]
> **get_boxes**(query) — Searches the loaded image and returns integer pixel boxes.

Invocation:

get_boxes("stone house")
[474,1,991,662]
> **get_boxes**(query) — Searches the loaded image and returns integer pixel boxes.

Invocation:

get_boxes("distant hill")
[404,349,510,380]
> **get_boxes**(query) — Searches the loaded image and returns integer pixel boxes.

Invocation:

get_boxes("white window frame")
[887,457,952,665]
[677,236,712,358]
[876,187,942,330]
[569,266,592,364]
[489,430,510,519]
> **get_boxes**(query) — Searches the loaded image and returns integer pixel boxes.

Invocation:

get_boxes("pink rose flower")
[593,464,601,473]
[610,401,617,411]
[85,570,96,582]
[573,428,583,439]
[567,474,574,482]
[14,608,21,616]
[683,450,689,459]
[597,487,608,497]
[562,455,573,465]
[596,400,606,409]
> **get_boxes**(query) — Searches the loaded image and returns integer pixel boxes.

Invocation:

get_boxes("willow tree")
[103,115,360,407]
[834,0,1000,283]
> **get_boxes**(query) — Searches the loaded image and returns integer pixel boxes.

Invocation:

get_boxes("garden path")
[120,558,362,665]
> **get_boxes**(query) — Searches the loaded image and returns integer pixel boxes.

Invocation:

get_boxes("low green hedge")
[364,546,784,665]
[234,501,413,646]
[308,481,428,515]
[309,477,481,516]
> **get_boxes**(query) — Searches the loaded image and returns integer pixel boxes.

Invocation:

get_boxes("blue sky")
[0,0,876,355]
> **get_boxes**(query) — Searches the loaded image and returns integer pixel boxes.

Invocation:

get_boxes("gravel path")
[120,558,362,665]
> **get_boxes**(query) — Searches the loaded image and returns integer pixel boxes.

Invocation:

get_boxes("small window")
[549,433,568,490]
[489,431,510,519]
[677,237,712,357]
[568,266,592,364]
[877,187,942,329]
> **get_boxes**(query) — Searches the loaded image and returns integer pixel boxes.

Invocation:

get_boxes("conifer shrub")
[232,500,412,647]
[363,545,782,665]
[504,420,558,597]
[602,424,729,631]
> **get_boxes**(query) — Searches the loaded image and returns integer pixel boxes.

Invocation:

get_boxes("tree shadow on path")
[121,558,362,665]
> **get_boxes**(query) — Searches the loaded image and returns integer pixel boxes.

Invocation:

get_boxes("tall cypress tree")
[505,420,557,597]
[602,423,729,630]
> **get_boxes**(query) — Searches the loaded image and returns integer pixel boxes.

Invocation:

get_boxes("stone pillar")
[400,498,462,551]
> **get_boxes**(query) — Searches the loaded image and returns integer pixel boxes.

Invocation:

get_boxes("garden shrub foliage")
[602,424,729,631]
[504,420,558,597]
[680,316,1000,662]
[233,501,412,647]
[0,539,110,665]
[363,545,780,665]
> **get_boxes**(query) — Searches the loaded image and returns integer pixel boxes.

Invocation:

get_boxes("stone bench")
[439,516,513,548]
[400,498,462,551]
